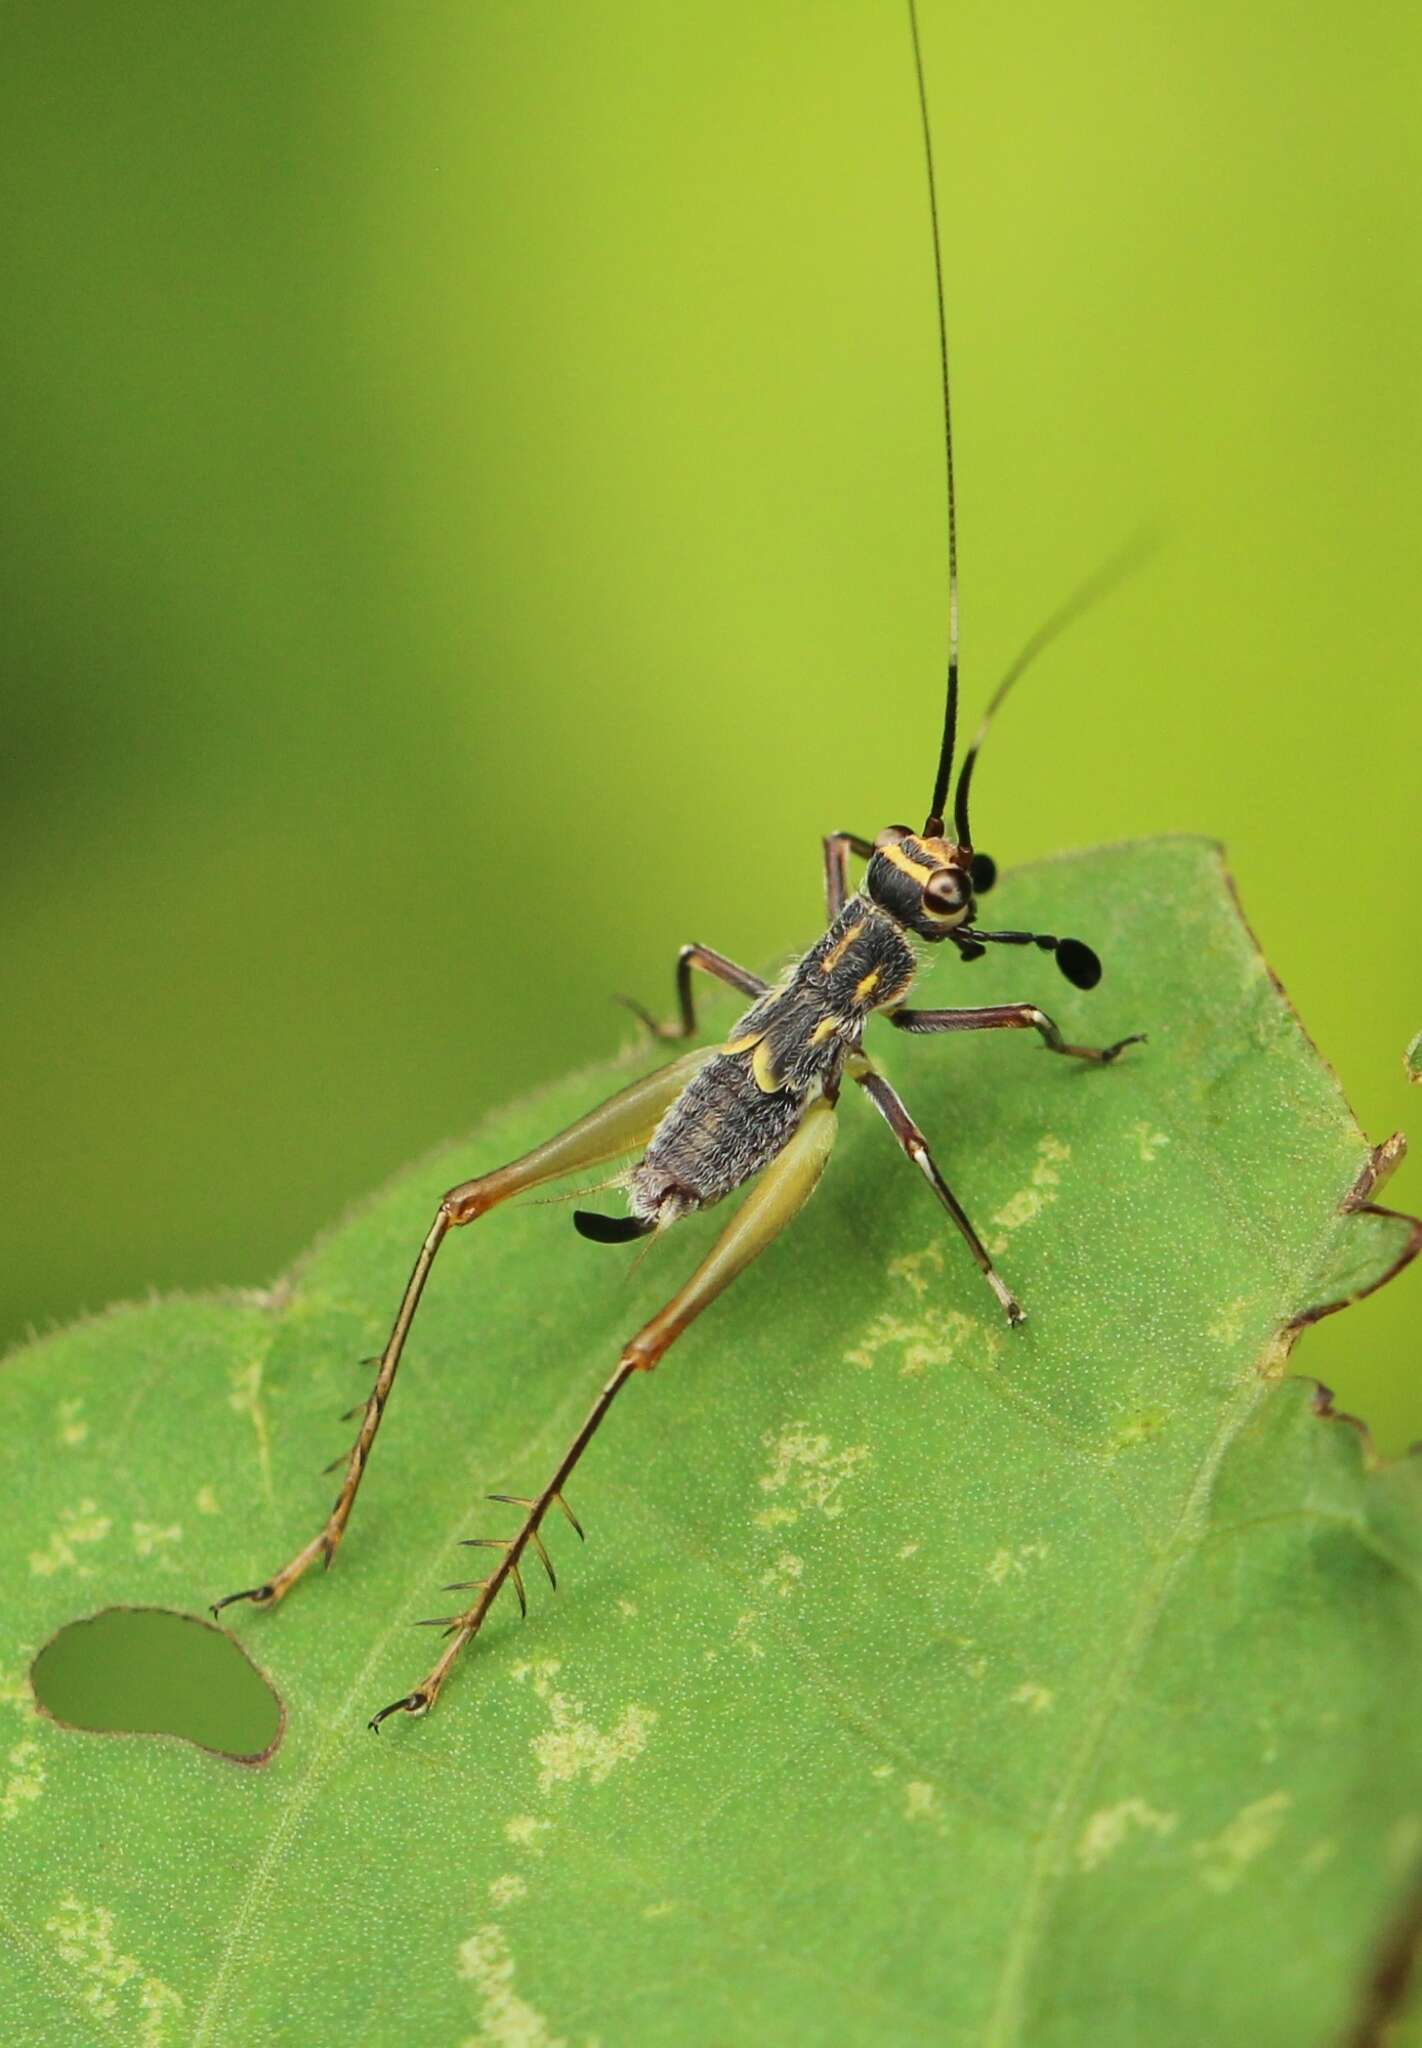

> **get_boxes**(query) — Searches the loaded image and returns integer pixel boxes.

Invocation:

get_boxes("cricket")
[212,1,1144,1730]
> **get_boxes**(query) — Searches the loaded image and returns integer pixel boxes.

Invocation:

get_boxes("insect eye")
[923,868,968,915]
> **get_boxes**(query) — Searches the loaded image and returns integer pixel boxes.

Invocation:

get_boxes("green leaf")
[3,836,1419,2047]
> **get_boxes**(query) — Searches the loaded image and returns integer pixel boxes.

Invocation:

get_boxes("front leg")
[823,831,874,918]
[620,945,767,1043]
[890,1002,1144,1065]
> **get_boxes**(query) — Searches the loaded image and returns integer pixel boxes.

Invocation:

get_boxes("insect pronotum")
[212,1,1144,1729]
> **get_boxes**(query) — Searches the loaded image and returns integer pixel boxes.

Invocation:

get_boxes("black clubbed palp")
[1055,938,1102,990]
[573,1211,655,1246]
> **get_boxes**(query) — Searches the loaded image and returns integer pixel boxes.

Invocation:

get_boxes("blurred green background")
[3,2,1418,1444]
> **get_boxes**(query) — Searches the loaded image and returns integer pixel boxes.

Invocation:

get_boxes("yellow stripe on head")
[878,841,934,883]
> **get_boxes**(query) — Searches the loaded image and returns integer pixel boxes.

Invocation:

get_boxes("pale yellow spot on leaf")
[1077,1798,1178,1871]
[132,1520,182,1560]
[195,1486,220,1515]
[731,1552,804,1655]
[871,1763,893,1780]
[848,1244,999,1379]
[43,1896,182,2042]
[457,1922,565,2048]
[1208,1295,1252,1345]
[519,1662,654,1796]
[904,1781,938,1822]
[1010,1682,1055,1714]
[985,1542,1048,1586]
[986,1135,1070,1255]
[1193,1792,1291,1892]
[643,1901,677,1920]
[488,1874,528,1909]
[756,1422,869,1524]
[1131,1122,1170,1164]
[0,1666,29,1712]
[508,1658,554,1687]
[751,1504,798,1532]
[888,1242,944,1298]
[845,1304,982,1378]
[1107,1411,1166,1452]
[898,1541,921,1560]
[504,1816,551,1853]
[228,1358,273,1502]
[2,1739,44,1824]
[56,1398,88,1447]
[730,1612,765,1658]
[762,1552,803,1598]
[29,1500,112,1578]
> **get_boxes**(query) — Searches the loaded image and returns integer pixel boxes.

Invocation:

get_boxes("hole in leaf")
[31,1606,283,1764]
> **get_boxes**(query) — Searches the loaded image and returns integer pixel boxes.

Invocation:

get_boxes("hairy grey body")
[628,896,917,1227]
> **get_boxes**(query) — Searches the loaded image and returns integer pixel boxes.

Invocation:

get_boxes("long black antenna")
[952,529,1159,848]
[908,0,960,837]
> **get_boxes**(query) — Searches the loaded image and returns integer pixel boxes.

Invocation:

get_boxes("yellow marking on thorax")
[723,1030,762,1055]
[810,1015,841,1046]
[751,1039,782,1092]
[853,970,880,1003]
[820,920,865,973]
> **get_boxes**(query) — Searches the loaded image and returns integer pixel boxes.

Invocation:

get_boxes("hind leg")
[370,1095,839,1728]
[211,1047,713,1619]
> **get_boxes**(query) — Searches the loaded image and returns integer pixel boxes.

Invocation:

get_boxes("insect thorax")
[629,898,916,1227]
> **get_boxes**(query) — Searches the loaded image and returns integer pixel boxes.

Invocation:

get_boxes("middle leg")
[851,1058,1024,1325]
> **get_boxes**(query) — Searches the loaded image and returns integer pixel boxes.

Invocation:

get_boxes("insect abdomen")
[629,1055,805,1225]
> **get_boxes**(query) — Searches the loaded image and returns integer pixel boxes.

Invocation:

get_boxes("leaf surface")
[3,837,1419,2047]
